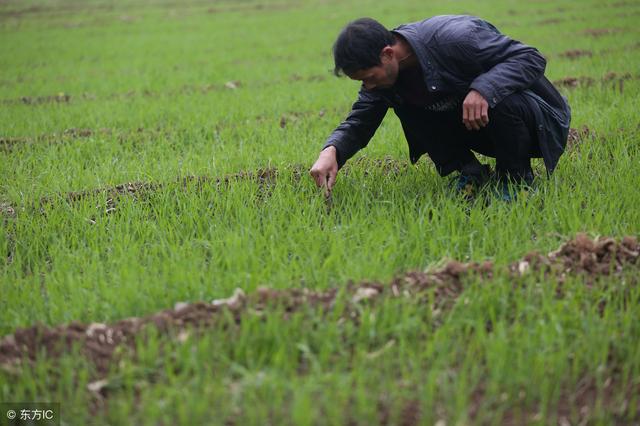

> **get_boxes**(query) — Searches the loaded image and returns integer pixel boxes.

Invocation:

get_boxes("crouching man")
[310,16,571,200]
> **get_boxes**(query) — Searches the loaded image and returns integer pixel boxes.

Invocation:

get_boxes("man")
[309,16,571,200]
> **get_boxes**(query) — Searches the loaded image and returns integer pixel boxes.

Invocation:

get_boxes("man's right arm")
[322,87,389,169]
[310,87,388,190]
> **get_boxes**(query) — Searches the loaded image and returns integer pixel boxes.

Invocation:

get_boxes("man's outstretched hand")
[310,146,338,193]
[462,89,489,131]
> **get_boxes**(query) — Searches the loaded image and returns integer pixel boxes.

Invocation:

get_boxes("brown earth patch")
[0,136,29,149]
[0,235,637,377]
[603,71,633,82]
[582,28,619,37]
[0,5,44,20]
[289,74,328,83]
[566,125,595,148]
[399,399,421,426]
[63,128,96,138]
[17,93,71,105]
[206,2,296,14]
[559,49,592,60]
[38,167,283,218]
[510,234,639,300]
[506,235,640,316]
[0,260,491,375]
[603,71,633,94]
[553,76,596,88]
[278,110,327,128]
[537,18,564,25]
[0,126,162,152]
[1,72,329,107]
[0,128,102,151]
[34,157,409,211]
[553,72,639,89]
[0,202,15,218]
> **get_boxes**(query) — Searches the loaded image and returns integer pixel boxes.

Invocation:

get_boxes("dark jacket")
[323,15,571,174]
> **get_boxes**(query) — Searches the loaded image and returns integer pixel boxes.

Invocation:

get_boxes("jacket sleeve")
[465,19,547,108]
[322,86,388,169]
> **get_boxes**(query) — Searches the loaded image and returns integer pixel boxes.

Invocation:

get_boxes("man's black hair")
[332,17,395,76]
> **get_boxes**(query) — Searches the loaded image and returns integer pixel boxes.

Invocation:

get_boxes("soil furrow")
[553,71,638,89]
[558,49,592,60]
[0,234,637,375]
[35,157,406,209]
[0,73,329,107]
[3,150,593,216]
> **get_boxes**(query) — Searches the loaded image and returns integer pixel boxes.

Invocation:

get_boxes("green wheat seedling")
[1,0,639,424]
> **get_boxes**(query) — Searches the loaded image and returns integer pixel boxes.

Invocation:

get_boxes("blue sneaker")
[452,164,491,198]
[496,180,517,202]
[493,173,535,202]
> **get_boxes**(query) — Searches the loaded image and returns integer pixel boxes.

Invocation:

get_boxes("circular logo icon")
[6,409,16,420]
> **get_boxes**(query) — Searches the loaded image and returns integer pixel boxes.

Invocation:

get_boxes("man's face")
[346,47,399,91]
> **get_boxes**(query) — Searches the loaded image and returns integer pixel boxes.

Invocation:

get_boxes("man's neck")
[392,34,418,71]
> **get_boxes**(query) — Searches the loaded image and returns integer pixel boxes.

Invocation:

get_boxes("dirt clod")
[553,76,595,88]
[538,18,564,25]
[512,234,639,281]
[559,49,592,60]
[224,81,240,90]
[0,202,15,218]
[582,28,618,37]
[399,399,421,426]
[18,93,70,105]
[39,167,284,207]
[567,125,594,148]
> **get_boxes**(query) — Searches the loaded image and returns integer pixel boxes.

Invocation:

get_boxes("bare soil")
[537,18,564,25]
[554,76,596,88]
[559,49,593,59]
[0,73,330,107]
[567,125,594,148]
[582,28,619,37]
[40,167,281,207]
[0,127,112,151]
[553,71,638,89]
[0,201,15,218]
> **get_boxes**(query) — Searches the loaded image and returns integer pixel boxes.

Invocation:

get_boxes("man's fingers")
[309,169,323,188]
[466,104,478,130]
[472,104,482,130]
[310,168,335,191]
[462,104,471,130]
[463,90,490,131]
[327,171,336,191]
[480,102,489,126]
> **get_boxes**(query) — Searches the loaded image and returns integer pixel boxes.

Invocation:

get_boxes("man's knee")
[490,92,529,120]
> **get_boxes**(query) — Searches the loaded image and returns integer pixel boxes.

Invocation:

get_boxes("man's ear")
[380,46,394,62]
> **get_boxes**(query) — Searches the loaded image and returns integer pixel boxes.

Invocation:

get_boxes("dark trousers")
[416,92,541,180]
